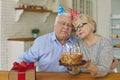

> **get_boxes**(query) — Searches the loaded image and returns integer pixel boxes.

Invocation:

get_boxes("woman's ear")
[93,30,96,33]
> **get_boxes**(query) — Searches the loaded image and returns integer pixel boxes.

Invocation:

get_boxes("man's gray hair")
[55,13,71,25]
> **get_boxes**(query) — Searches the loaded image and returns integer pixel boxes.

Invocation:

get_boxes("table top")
[1,71,120,80]
[8,37,35,41]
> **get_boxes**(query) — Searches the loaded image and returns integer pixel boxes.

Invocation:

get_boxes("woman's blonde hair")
[72,14,96,33]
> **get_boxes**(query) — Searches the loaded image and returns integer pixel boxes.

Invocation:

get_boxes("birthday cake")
[59,53,83,66]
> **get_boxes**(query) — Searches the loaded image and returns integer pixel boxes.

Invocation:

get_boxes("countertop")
[8,37,35,41]
[1,71,120,80]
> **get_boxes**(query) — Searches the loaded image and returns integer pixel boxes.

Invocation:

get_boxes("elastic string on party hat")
[58,4,65,15]
[68,8,79,19]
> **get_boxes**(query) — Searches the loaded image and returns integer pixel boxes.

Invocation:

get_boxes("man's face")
[54,15,73,41]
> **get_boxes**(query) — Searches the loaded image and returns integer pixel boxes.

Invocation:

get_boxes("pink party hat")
[68,8,79,19]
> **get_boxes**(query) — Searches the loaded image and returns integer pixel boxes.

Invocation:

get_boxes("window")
[73,0,93,16]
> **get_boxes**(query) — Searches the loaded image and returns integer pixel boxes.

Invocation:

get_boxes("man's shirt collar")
[51,32,73,43]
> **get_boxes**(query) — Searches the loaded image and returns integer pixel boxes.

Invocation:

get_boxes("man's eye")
[60,22,65,25]
[68,24,72,27]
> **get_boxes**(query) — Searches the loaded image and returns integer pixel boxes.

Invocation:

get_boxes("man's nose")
[63,24,69,29]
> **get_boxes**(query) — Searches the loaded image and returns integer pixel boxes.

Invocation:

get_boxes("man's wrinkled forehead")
[59,15,72,21]
[59,14,71,18]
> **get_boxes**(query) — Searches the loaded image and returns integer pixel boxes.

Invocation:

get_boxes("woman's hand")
[80,59,99,76]
[79,59,91,69]
[111,57,118,70]
[66,59,91,74]
[67,59,91,71]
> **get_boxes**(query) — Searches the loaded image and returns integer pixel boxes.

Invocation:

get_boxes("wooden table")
[1,71,120,80]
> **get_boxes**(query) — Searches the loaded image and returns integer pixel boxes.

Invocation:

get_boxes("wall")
[95,0,111,39]
[0,0,57,70]
[0,0,1,70]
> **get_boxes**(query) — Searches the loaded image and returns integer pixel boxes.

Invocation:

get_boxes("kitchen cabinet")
[15,7,52,22]
[111,0,120,59]
[15,0,93,21]
[15,0,68,22]
[8,37,35,70]
[15,8,52,12]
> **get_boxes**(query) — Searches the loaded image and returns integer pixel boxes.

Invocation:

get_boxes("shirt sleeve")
[16,38,42,63]
[93,39,114,77]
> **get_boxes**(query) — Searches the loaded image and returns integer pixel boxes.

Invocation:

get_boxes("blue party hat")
[58,4,65,15]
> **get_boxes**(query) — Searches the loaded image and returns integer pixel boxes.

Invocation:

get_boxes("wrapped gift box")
[9,61,36,80]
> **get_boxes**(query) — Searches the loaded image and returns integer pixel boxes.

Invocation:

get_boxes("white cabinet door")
[8,41,33,70]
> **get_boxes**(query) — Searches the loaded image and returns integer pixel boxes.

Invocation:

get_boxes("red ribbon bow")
[12,61,34,71]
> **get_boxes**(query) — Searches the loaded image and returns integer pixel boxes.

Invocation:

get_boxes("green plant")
[31,28,40,34]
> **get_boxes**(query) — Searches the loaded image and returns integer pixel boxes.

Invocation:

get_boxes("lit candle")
[66,44,71,54]
[77,46,80,53]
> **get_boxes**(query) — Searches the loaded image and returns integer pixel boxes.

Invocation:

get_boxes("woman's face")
[73,18,92,39]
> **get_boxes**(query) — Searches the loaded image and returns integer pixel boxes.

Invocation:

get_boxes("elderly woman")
[68,9,114,77]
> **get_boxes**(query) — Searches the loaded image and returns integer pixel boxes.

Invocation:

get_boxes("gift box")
[9,61,36,80]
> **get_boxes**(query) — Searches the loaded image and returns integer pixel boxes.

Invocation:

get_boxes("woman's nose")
[77,28,81,32]
[64,25,69,29]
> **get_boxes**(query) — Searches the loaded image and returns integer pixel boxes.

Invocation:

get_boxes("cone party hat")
[68,8,79,19]
[58,4,65,15]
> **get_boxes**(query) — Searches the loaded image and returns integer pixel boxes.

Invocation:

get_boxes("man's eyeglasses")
[73,23,87,31]
[58,21,72,28]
